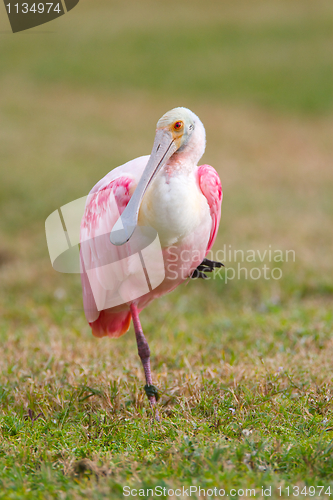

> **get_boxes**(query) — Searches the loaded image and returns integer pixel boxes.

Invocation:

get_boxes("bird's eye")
[173,121,183,131]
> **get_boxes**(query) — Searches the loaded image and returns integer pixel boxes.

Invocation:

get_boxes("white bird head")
[156,107,206,160]
[110,107,206,246]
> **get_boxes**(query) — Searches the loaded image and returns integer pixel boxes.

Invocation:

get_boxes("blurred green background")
[0,0,332,240]
[0,0,332,496]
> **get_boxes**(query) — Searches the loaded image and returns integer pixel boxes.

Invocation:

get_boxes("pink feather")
[196,164,223,253]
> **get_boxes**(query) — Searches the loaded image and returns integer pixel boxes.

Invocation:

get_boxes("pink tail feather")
[89,310,131,338]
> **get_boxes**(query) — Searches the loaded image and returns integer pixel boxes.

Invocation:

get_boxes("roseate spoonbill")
[80,107,223,420]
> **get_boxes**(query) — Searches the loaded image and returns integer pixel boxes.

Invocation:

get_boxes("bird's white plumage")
[139,169,210,247]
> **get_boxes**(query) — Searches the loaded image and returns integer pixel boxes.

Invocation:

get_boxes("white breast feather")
[139,172,210,248]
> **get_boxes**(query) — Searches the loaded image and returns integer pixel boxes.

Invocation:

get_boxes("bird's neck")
[162,154,196,178]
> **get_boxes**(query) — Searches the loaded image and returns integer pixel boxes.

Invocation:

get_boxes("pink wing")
[196,164,222,254]
[80,156,149,337]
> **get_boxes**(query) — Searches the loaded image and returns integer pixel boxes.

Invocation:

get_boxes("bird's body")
[80,107,222,417]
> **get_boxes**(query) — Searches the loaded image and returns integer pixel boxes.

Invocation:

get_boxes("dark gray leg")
[130,303,160,421]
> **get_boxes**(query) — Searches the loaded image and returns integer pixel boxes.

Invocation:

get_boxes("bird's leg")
[191,257,225,279]
[130,303,160,421]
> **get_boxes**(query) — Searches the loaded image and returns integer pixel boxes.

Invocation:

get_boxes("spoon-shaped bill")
[110,129,177,246]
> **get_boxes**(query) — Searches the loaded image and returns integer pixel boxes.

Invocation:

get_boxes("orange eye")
[173,121,183,131]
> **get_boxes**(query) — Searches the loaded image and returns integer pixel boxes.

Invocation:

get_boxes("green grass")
[0,285,332,498]
[0,0,332,498]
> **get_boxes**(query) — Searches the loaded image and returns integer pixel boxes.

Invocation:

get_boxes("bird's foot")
[144,384,160,421]
[144,384,159,401]
[191,258,224,279]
